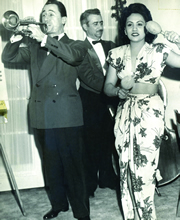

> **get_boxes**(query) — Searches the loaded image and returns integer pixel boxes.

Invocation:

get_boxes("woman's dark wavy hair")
[40,0,67,22]
[118,3,157,45]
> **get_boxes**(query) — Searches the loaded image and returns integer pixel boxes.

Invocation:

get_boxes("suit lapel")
[37,46,48,69]
[36,34,69,83]
[101,41,109,57]
[37,53,56,82]
[85,38,103,73]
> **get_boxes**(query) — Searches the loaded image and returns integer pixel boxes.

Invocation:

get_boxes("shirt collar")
[87,36,101,45]
[57,33,65,40]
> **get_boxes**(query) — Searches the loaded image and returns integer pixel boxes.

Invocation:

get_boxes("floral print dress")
[107,43,171,220]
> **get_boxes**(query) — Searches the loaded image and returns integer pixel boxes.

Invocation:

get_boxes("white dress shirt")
[87,36,107,76]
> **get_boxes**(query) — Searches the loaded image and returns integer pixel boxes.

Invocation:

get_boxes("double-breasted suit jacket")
[2,34,87,129]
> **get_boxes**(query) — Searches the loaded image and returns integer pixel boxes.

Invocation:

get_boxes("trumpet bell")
[2,10,47,35]
[2,10,19,31]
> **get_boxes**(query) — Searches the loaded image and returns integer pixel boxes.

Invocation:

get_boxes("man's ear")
[82,23,88,32]
[62,17,67,25]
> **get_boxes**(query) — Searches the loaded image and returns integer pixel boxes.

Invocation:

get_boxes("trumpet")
[2,10,47,35]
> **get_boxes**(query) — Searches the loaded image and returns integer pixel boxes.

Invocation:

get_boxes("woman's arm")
[164,31,180,68]
[104,65,128,99]
[166,50,180,68]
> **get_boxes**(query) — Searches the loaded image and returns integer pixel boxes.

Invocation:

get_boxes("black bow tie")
[53,36,59,40]
[92,39,102,45]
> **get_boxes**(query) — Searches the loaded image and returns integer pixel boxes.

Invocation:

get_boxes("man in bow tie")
[2,1,90,220]
[77,8,118,198]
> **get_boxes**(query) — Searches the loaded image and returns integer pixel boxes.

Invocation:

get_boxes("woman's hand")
[121,75,134,90]
[164,31,180,44]
[117,88,129,99]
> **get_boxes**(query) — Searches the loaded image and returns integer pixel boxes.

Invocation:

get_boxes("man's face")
[84,14,103,40]
[41,4,66,36]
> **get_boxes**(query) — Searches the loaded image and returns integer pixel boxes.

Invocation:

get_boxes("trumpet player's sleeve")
[77,53,105,93]
[10,34,23,43]
[44,35,87,66]
[2,40,31,64]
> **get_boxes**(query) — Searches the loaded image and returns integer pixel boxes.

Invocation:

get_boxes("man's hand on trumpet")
[14,16,36,36]
[27,24,46,42]
[13,16,47,41]
[21,16,36,23]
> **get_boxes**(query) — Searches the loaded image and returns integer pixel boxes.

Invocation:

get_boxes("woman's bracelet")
[116,87,120,96]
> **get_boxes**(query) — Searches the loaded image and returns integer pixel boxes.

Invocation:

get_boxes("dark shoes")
[98,174,118,190]
[43,207,68,219]
[43,209,90,220]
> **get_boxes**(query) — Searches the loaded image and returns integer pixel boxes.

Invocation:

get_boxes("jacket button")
[53,100,56,103]
[36,83,40,87]
[52,84,57,87]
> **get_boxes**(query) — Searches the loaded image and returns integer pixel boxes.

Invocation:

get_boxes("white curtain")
[0,0,118,191]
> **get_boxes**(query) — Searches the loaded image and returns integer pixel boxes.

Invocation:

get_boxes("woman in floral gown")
[104,3,180,220]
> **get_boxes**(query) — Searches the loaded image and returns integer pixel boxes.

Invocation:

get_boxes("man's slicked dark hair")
[42,0,67,17]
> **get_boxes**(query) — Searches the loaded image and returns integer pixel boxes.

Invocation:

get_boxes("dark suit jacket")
[2,34,87,129]
[77,38,116,94]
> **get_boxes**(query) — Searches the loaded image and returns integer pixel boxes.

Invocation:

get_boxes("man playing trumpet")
[2,1,90,220]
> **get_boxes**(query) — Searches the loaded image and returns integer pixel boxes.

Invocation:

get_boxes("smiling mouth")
[132,33,139,36]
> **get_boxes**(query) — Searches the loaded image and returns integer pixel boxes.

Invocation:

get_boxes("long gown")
[107,42,171,220]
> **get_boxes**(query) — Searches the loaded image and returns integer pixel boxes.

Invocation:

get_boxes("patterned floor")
[0,177,179,220]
